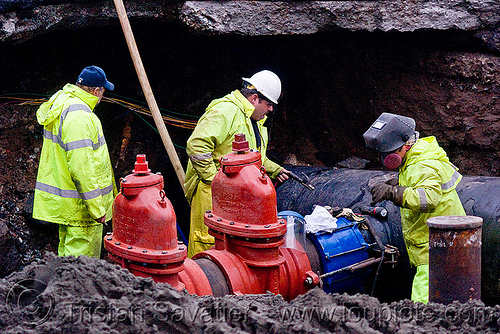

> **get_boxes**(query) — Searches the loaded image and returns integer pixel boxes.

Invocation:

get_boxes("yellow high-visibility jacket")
[399,136,465,266]
[184,89,282,204]
[33,84,117,226]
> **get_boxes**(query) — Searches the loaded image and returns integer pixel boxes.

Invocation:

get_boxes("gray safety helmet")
[363,113,416,152]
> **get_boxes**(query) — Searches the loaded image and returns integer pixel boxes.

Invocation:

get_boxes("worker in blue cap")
[33,66,118,258]
[363,112,466,303]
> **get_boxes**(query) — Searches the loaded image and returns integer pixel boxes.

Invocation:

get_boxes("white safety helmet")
[242,70,282,104]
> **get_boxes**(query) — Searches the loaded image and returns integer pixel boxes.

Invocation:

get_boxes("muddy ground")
[1,254,499,333]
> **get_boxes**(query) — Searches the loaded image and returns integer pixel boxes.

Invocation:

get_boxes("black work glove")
[370,183,406,206]
[385,176,399,186]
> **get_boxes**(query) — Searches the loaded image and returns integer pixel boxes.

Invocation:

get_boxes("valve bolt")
[115,242,121,245]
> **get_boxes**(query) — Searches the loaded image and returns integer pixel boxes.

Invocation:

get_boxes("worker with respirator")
[363,112,465,303]
[184,70,290,257]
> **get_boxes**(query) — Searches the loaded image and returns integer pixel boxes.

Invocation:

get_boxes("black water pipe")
[276,167,500,306]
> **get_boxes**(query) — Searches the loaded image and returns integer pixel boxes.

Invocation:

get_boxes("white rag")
[304,205,338,233]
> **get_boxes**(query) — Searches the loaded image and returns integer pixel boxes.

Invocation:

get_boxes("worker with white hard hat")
[184,70,290,257]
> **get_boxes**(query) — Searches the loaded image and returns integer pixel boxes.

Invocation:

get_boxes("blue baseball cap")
[77,66,114,91]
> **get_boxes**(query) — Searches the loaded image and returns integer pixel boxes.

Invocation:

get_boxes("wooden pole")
[113,0,186,189]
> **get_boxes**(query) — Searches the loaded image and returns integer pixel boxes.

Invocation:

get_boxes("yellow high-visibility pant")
[411,264,429,303]
[187,182,214,258]
[58,224,103,258]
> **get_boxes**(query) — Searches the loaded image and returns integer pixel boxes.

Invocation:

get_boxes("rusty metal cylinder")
[427,215,483,304]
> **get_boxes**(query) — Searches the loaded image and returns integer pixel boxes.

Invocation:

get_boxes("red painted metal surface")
[178,258,213,296]
[279,244,320,300]
[197,134,319,300]
[210,133,281,231]
[106,146,319,300]
[195,249,260,295]
[105,155,209,294]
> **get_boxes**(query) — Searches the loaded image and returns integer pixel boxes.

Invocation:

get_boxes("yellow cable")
[0,96,198,129]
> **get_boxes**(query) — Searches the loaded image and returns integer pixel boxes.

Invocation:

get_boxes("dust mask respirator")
[380,151,402,170]
[379,131,419,170]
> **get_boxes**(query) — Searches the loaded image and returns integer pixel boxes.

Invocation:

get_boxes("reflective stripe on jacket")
[33,83,117,226]
[399,136,465,265]
[184,90,282,204]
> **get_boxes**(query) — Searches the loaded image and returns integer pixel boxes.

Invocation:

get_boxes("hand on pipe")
[370,183,406,206]
[276,168,291,183]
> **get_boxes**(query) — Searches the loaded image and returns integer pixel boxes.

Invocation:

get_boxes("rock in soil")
[0,219,21,276]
